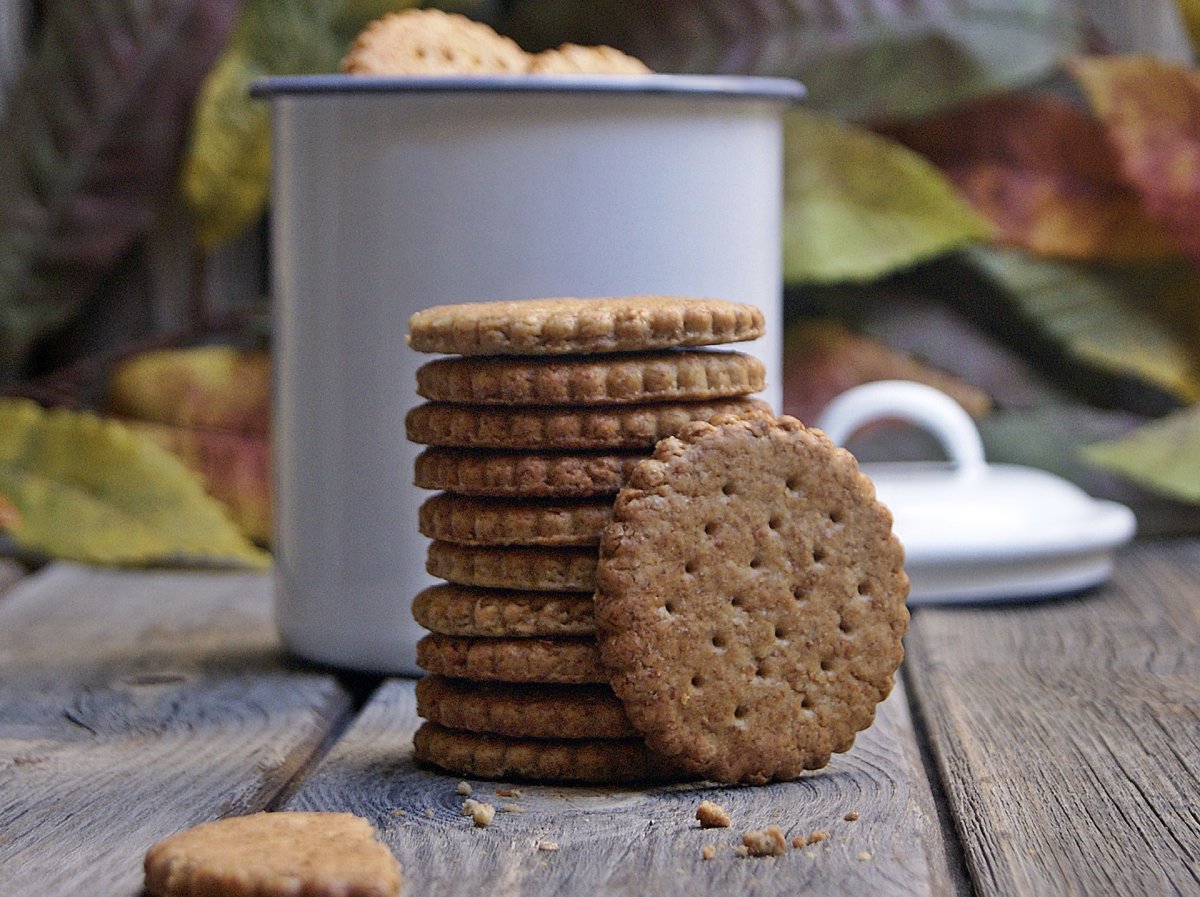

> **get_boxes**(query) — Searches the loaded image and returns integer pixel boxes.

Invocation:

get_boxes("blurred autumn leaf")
[107,346,270,435]
[182,0,421,247]
[107,346,272,544]
[1084,404,1200,502]
[1068,55,1200,265]
[965,247,1200,405]
[0,0,239,382]
[882,93,1181,261]
[783,111,992,284]
[0,399,269,568]
[500,0,1084,120]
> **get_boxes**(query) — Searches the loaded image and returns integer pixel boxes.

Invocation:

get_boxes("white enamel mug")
[257,74,804,674]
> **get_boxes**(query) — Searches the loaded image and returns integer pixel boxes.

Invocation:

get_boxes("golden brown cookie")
[414,448,645,497]
[341,9,527,75]
[415,676,637,739]
[527,43,652,74]
[427,541,597,591]
[416,634,607,683]
[412,583,595,637]
[407,296,765,356]
[419,494,612,547]
[594,414,909,784]
[413,722,683,783]
[406,397,770,450]
[416,350,764,406]
[144,811,401,897]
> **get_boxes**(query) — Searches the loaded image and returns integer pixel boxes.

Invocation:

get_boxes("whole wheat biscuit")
[413,722,682,783]
[144,811,401,897]
[413,584,594,637]
[527,43,652,74]
[341,9,527,75]
[416,676,637,739]
[594,413,909,784]
[415,448,645,497]
[415,350,764,406]
[407,296,765,356]
[419,494,612,547]
[406,397,770,450]
[417,634,607,683]
[427,541,597,591]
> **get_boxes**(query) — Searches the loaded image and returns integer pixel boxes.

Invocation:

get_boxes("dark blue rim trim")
[251,73,804,102]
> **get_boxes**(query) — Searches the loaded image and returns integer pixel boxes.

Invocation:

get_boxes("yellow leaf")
[107,345,271,434]
[181,49,272,249]
[0,399,270,568]
[783,110,991,284]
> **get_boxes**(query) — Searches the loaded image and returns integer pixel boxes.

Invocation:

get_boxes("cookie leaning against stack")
[407,296,768,783]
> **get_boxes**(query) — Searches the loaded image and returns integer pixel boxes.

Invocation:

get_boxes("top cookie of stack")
[406,296,770,784]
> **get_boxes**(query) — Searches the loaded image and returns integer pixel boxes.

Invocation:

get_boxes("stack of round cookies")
[406,296,911,786]
[405,296,770,783]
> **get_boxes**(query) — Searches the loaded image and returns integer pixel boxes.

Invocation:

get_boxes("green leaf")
[0,0,240,382]
[1083,404,1200,503]
[964,246,1200,404]
[182,0,422,247]
[782,111,991,284]
[501,0,1085,120]
[0,399,270,568]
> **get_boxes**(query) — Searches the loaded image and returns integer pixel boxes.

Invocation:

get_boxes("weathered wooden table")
[2,540,1198,896]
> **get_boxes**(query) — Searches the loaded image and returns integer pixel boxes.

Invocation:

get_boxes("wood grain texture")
[285,675,965,897]
[904,538,1200,897]
[0,563,351,896]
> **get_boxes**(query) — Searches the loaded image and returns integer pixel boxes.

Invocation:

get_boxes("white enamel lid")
[815,381,1137,604]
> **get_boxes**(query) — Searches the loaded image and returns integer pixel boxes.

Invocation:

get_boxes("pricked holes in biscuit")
[704,520,719,536]
[684,558,699,576]
[838,615,853,634]
[691,674,705,689]
[828,508,844,525]
[664,600,677,615]
[733,705,749,722]
[768,513,783,532]
[819,655,835,672]
[722,481,736,497]
[749,555,763,570]
[857,579,871,597]
[812,545,828,564]
[801,695,815,711]
[711,634,727,650]
[773,625,788,642]
[786,474,802,492]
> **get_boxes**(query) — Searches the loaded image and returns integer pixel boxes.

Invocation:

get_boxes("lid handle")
[814,380,987,476]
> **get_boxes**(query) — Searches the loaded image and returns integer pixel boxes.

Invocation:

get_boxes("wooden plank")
[0,563,351,896]
[904,538,1200,897]
[285,673,965,896]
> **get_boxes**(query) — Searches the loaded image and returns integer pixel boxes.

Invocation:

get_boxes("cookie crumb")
[701,844,717,860]
[537,840,559,852]
[791,835,807,849]
[732,845,750,858]
[858,850,873,861]
[741,826,787,857]
[808,830,828,844]
[696,800,731,829]
[496,787,522,798]
[844,811,860,822]
[461,798,495,827]
[500,804,525,814]
[456,781,473,797]
[423,808,434,818]
[391,808,406,817]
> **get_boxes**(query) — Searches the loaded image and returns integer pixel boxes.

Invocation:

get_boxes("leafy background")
[0,0,1198,564]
